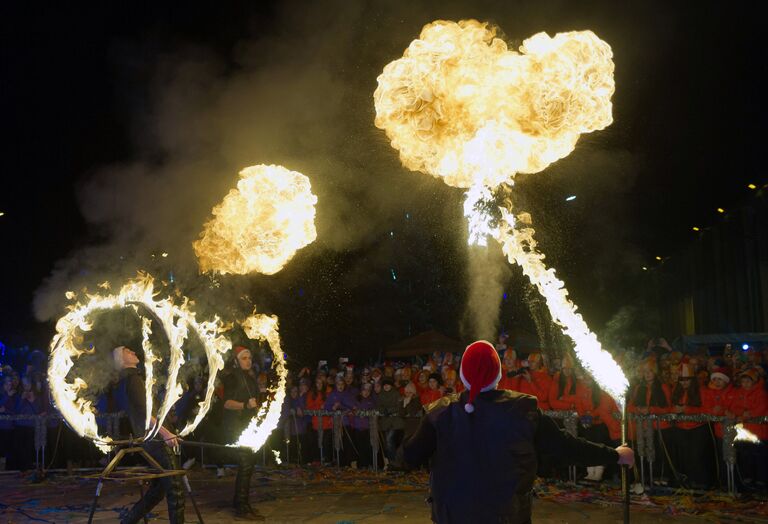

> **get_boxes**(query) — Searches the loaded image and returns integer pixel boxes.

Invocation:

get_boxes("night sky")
[2,2,765,364]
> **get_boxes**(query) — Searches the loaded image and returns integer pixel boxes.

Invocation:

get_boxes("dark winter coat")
[403,389,619,524]
[376,387,404,431]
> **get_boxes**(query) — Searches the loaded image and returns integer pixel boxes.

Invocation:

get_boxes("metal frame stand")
[85,443,205,524]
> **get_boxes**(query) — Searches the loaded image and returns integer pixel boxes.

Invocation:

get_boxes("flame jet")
[374,20,628,408]
[194,164,317,275]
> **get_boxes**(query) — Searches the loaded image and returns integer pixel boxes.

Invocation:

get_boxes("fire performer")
[403,341,634,524]
[222,346,264,519]
[113,345,185,524]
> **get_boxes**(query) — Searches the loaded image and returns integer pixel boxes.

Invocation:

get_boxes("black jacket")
[221,369,260,438]
[114,367,147,438]
[403,389,619,524]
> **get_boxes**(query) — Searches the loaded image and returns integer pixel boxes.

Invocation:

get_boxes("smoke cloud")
[32,1,648,363]
[461,244,511,341]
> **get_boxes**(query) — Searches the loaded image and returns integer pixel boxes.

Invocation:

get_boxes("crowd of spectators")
[1,337,766,493]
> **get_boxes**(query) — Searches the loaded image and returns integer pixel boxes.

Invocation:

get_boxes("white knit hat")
[113,346,126,370]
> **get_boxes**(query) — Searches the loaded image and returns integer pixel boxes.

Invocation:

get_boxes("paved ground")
[0,467,765,523]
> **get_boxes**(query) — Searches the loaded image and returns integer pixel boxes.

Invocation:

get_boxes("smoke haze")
[32,0,648,362]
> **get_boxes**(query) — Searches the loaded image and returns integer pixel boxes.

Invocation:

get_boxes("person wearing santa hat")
[221,346,264,520]
[112,346,185,524]
[403,340,633,523]
[701,366,733,489]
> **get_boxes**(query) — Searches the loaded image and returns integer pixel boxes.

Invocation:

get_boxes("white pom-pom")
[464,403,475,413]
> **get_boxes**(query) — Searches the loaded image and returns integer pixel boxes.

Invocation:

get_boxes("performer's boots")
[233,452,264,520]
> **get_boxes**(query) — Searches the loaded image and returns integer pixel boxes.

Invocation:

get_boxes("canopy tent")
[383,330,465,358]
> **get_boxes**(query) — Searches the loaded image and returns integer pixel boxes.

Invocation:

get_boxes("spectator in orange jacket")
[574,372,613,481]
[497,348,520,391]
[629,357,671,430]
[515,352,551,410]
[667,360,712,488]
[306,375,333,464]
[548,355,578,412]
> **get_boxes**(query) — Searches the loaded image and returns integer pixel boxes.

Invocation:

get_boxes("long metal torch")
[621,395,630,523]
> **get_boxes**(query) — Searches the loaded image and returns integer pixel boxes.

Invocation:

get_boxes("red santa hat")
[234,345,251,357]
[460,340,502,413]
[709,367,730,384]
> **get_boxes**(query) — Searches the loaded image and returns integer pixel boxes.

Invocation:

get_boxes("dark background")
[2,1,765,365]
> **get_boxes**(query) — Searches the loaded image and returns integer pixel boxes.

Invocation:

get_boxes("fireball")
[194,164,317,275]
[374,20,613,189]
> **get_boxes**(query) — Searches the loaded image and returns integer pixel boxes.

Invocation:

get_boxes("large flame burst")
[231,312,288,452]
[194,164,318,275]
[375,20,628,408]
[48,274,229,452]
[374,20,613,189]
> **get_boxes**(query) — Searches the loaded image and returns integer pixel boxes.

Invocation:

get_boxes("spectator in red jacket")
[701,367,733,489]
[415,370,430,395]
[701,367,732,439]
[420,373,443,406]
[727,367,768,488]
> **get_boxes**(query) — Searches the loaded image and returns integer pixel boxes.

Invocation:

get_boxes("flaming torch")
[232,312,288,452]
[194,164,317,275]
[375,21,631,516]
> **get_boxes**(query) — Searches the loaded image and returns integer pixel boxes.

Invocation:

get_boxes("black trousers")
[121,442,185,524]
[664,425,713,487]
[233,449,257,510]
[736,441,768,486]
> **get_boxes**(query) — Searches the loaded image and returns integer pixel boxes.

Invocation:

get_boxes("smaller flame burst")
[194,164,317,275]
[734,423,761,444]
